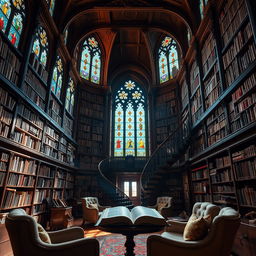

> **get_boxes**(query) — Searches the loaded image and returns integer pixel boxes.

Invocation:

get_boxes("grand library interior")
[0,0,255,255]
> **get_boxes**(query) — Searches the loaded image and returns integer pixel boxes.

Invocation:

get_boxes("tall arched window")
[200,0,209,19]
[0,0,25,48]
[113,80,147,157]
[51,55,63,99]
[158,36,179,84]
[65,78,75,115]
[80,36,101,84]
[46,0,55,16]
[32,26,48,67]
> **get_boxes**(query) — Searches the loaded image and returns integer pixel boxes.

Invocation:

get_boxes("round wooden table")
[98,225,165,256]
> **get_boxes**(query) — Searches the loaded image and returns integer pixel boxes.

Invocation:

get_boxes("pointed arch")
[80,35,102,84]
[51,55,63,99]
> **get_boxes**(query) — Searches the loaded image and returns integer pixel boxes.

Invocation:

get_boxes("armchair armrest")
[165,220,187,233]
[36,237,99,256]
[48,227,84,243]
[98,205,111,212]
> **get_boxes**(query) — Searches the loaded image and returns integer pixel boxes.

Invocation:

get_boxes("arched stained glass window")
[65,78,75,115]
[64,28,68,45]
[0,0,25,48]
[113,80,147,157]
[51,55,63,99]
[46,0,55,16]
[32,26,48,67]
[200,0,208,19]
[80,36,101,84]
[158,36,179,84]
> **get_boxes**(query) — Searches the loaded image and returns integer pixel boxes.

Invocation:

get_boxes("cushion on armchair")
[37,223,51,244]
[183,214,211,241]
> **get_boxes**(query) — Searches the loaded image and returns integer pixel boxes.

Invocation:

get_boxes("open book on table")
[96,206,166,226]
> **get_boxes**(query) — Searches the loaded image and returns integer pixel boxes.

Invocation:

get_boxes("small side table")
[50,207,73,230]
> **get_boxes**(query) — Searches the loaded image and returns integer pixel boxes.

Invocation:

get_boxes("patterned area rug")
[98,234,150,256]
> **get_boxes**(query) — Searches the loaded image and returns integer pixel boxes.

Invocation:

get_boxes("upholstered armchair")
[147,203,240,256]
[81,197,110,225]
[5,208,99,256]
[149,197,173,218]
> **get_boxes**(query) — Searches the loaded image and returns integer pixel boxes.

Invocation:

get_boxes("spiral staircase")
[97,119,191,208]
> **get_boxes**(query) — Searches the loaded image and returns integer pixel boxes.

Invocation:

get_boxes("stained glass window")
[64,28,68,45]
[0,0,25,48]
[200,0,208,19]
[80,36,101,84]
[65,78,75,115]
[45,0,55,16]
[113,80,146,157]
[32,26,48,67]
[51,55,63,99]
[158,36,179,84]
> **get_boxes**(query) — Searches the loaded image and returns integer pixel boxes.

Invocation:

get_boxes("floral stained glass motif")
[80,36,101,84]
[0,0,25,48]
[51,55,63,99]
[65,78,75,115]
[158,36,179,84]
[32,26,48,67]
[114,80,146,157]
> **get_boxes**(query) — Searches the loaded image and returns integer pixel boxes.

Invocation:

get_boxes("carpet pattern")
[98,234,150,256]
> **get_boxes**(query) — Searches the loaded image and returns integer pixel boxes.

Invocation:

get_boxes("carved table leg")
[124,234,136,256]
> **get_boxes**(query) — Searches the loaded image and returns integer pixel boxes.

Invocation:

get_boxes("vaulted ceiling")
[52,0,200,86]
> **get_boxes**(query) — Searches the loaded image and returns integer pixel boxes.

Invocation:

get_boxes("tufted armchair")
[149,197,173,219]
[81,197,110,225]
[5,208,99,256]
[147,203,240,256]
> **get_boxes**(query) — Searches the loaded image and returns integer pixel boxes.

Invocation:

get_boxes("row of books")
[49,98,62,125]
[0,152,9,162]
[81,91,104,104]
[194,194,211,202]
[2,189,33,209]
[232,73,256,104]
[45,125,60,140]
[232,144,256,161]
[0,105,13,125]
[233,158,256,180]
[0,172,5,186]
[7,173,35,187]
[33,204,46,214]
[41,145,58,159]
[15,117,42,138]
[79,106,104,119]
[201,32,217,76]
[190,60,200,94]
[191,89,202,123]
[181,79,189,109]
[192,128,205,156]
[193,182,209,193]
[237,186,256,206]
[63,114,73,137]
[210,155,231,168]
[210,168,232,183]
[155,90,176,104]
[213,194,237,204]
[78,141,103,155]
[191,169,208,180]
[18,104,44,129]
[0,121,10,137]
[10,156,37,175]
[12,131,41,151]
[155,101,177,119]
[37,177,53,188]
[212,184,234,193]
[0,161,8,172]
[0,86,16,110]
[219,0,247,47]
[34,189,48,204]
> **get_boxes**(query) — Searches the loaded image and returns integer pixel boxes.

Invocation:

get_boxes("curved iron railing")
[140,119,191,194]
[98,157,134,208]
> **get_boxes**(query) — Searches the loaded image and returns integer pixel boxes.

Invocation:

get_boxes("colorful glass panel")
[80,36,101,84]
[0,0,11,32]
[64,29,68,45]
[32,27,48,67]
[125,103,135,156]
[51,55,63,99]
[48,0,55,16]
[65,78,75,115]
[113,80,147,157]
[158,36,179,84]
[114,103,124,156]
[0,0,25,48]
[200,0,204,19]
[136,103,146,156]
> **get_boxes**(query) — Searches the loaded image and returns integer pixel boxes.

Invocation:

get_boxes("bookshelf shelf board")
[233,86,256,105]
[14,127,41,140]
[232,154,256,163]
[191,165,208,172]
[27,65,48,88]
[36,187,53,189]
[9,171,36,176]
[202,59,218,81]
[236,177,256,182]
[211,181,233,185]
[1,204,32,210]
[192,178,209,182]
[240,204,256,208]
[17,116,44,131]
[222,15,249,54]
[212,191,236,194]
[190,85,201,99]
[6,186,34,189]
[192,61,256,130]
[193,192,207,194]
[0,169,7,172]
